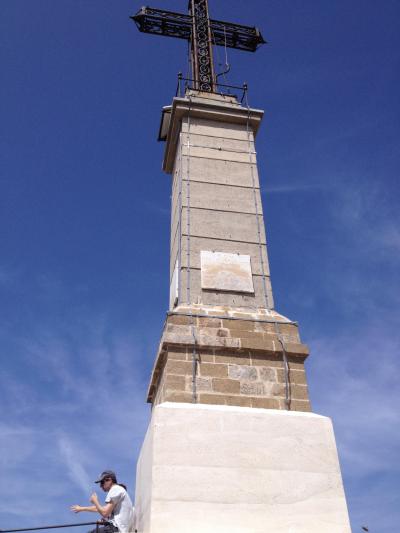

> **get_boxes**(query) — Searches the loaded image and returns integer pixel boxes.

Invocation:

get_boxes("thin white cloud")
[58,435,92,497]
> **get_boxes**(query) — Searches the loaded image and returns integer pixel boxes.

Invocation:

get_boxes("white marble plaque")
[200,251,254,293]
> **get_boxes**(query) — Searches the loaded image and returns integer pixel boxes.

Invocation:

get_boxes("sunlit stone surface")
[135,402,351,533]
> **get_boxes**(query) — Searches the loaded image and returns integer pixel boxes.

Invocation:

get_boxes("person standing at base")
[71,470,135,533]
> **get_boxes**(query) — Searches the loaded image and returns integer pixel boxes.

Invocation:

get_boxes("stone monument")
[131,2,352,532]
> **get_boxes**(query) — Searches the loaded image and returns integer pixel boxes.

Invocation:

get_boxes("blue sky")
[1,0,399,531]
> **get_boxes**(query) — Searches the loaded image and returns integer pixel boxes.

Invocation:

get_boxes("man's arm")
[71,505,97,513]
[90,493,115,519]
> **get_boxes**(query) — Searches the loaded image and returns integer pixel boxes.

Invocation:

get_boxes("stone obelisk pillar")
[134,91,351,533]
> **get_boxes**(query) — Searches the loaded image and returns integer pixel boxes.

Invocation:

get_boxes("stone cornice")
[161,94,264,173]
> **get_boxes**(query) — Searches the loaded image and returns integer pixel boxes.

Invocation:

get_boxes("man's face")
[100,477,113,492]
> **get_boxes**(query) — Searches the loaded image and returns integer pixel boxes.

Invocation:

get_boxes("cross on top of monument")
[131,0,265,92]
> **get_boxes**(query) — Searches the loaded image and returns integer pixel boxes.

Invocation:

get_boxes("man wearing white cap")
[71,470,135,533]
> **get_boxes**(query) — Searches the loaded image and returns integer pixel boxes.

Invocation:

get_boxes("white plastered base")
[134,402,351,533]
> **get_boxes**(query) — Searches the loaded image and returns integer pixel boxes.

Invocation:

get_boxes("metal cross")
[131,1,265,92]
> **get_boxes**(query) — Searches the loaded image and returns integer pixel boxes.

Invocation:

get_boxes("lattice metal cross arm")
[131,7,265,51]
[209,19,266,52]
[131,7,192,42]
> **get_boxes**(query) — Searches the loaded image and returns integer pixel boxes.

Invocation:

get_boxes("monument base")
[134,402,351,533]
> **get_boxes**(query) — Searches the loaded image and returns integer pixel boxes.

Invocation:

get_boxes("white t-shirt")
[105,484,135,533]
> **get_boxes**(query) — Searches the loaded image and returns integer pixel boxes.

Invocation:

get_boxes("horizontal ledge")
[175,205,264,217]
[179,154,257,165]
[172,233,267,246]
[183,143,256,155]
[161,337,309,358]
[180,131,254,142]
[167,311,297,325]
[172,178,260,191]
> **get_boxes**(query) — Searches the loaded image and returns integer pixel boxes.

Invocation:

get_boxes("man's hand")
[70,505,83,513]
[90,493,99,505]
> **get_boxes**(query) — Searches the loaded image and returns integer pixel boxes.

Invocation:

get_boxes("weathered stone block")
[225,395,252,407]
[241,336,275,352]
[197,317,222,328]
[197,327,230,339]
[197,351,214,363]
[198,327,222,338]
[222,319,255,332]
[258,366,277,381]
[251,354,284,367]
[166,349,187,361]
[212,378,240,394]
[163,328,243,351]
[291,384,309,401]
[164,374,186,390]
[277,368,308,385]
[198,393,226,405]
[199,362,228,378]
[216,352,250,365]
[235,330,274,340]
[289,399,312,412]
[251,397,280,409]
[165,360,193,375]
[240,382,265,396]
[166,323,190,334]
[264,382,285,397]
[197,333,240,349]
[228,364,258,381]
[287,359,307,370]
[167,314,191,326]
[163,391,193,403]
[284,342,309,357]
[254,322,276,334]
[193,377,213,392]
[163,331,194,346]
